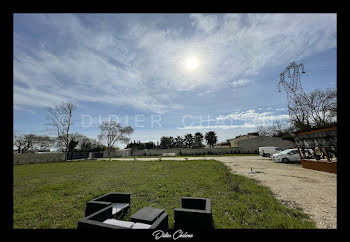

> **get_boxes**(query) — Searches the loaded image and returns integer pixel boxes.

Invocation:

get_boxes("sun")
[185,57,199,71]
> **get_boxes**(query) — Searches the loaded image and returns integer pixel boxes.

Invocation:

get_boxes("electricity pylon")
[278,61,307,129]
[278,61,306,104]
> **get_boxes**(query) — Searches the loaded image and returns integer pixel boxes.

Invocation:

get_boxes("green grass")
[13,159,315,229]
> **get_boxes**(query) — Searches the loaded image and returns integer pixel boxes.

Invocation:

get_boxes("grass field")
[13,159,315,229]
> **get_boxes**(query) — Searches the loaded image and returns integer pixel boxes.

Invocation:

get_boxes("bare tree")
[256,121,295,142]
[289,88,336,130]
[288,94,312,131]
[13,131,39,153]
[13,131,26,153]
[98,120,134,160]
[46,101,76,160]
[256,125,273,137]
[34,135,54,152]
[306,88,337,127]
[53,133,84,152]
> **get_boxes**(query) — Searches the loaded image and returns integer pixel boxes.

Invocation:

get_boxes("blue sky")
[13,13,337,147]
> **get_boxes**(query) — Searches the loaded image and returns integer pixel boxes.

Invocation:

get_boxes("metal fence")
[66,152,89,160]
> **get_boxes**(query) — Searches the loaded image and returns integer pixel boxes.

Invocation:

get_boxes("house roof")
[293,125,336,136]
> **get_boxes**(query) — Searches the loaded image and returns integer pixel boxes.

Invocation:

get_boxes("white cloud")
[177,123,259,130]
[216,109,289,124]
[13,14,336,113]
[14,18,181,113]
[231,79,254,88]
[190,14,218,33]
[175,109,290,131]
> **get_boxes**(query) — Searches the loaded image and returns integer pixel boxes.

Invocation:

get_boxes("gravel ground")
[104,156,337,229]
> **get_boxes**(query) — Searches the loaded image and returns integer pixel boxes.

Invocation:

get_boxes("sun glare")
[185,57,199,71]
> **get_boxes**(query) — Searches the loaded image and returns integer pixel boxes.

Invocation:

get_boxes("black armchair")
[84,192,130,218]
[174,197,213,229]
[78,205,168,229]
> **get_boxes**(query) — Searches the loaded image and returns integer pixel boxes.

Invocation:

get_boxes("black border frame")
[7,5,346,241]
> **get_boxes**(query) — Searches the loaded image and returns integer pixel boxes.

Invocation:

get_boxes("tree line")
[13,131,109,154]
[14,101,134,161]
[13,87,336,158]
[125,131,218,150]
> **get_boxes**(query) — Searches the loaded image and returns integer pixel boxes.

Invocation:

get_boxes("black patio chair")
[84,192,131,218]
[78,205,168,229]
[174,197,214,229]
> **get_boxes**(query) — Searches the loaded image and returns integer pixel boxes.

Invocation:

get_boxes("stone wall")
[13,137,297,163]
[131,147,241,156]
[13,152,66,165]
[238,136,296,153]
[128,137,295,157]
[103,149,131,157]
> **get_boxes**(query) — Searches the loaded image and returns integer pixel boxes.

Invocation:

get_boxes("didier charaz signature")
[152,229,194,240]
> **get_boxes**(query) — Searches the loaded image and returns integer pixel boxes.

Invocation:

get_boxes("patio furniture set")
[77,192,213,230]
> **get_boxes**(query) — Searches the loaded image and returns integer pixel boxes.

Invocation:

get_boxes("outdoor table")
[130,207,165,224]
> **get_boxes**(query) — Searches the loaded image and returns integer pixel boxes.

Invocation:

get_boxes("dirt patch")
[216,156,337,229]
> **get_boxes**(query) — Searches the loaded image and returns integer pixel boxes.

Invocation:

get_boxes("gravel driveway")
[105,156,337,228]
[215,156,337,229]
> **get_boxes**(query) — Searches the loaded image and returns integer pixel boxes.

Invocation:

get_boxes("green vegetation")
[13,159,315,229]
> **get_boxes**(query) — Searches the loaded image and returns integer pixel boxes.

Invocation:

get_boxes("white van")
[259,146,283,157]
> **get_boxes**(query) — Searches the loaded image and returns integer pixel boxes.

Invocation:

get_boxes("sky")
[13,13,337,147]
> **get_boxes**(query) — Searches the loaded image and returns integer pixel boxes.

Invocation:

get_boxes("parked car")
[272,148,300,163]
[259,146,283,157]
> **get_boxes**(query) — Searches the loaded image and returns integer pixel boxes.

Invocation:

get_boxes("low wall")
[301,159,337,174]
[131,147,242,156]
[103,149,131,157]
[89,152,104,159]
[13,153,66,165]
